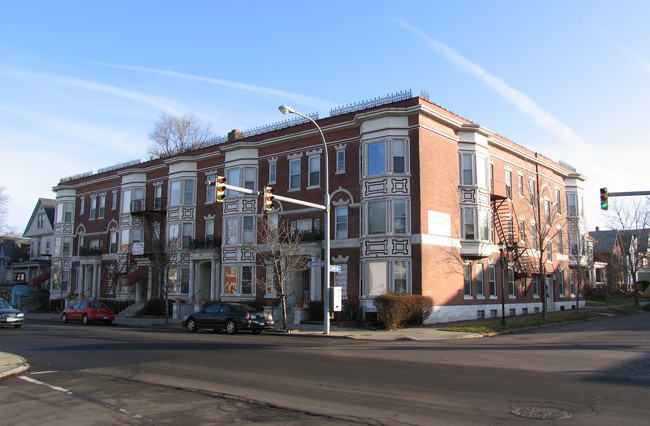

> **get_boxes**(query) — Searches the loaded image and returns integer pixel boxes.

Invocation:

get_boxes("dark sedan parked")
[0,298,24,328]
[182,303,274,334]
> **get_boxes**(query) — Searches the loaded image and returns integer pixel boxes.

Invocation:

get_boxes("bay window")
[224,265,255,296]
[170,179,194,206]
[362,260,411,297]
[365,139,409,177]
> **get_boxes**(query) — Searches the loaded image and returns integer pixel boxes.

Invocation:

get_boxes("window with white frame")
[336,148,345,173]
[462,207,475,240]
[89,197,97,220]
[269,162,277,184]
[112,191,118,210]
[109,230,118,254]
[224,265,255,296]
[489,265,496,296]
[308,155,320,187]
[206,174,216,203]
[335,206,348,239]
[555,189,562,214]
[170,179,195,206]
[98,195,105,219]
[544,200,551,226]
[505,170,512,199]
[519,221,526,245]
[567,193,578,217]
[56,202,74,223]
[393,199,407,234]
[518,175,524,197]
[558,267,565,295]
[205,219,214,242]
[80,198,85,215]
[37,213,45,229]
[368,200,387,235]
[508,269,515,296]
[61,236,72,256]
[464,263,472,296]
[289,159,301,190]
[476,263,484,296]
[529,179,535,204]
[533,276,539,296]
[365,139,408,177]
[225,216,255,245]
[460,153,473,185]
[459,153,489,187]
[362,260,410,297]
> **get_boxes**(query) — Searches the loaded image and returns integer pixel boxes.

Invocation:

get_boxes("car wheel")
[186,318,197,332]
[14,324,22,328]
[82,314,89,325]
[105,320,112,325]
[225,319,238,335]
[62,313,68,323]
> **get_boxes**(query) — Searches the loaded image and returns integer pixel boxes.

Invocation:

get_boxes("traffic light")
[600,187,608,210]
[216,176,227,202]
[263,186,274,211]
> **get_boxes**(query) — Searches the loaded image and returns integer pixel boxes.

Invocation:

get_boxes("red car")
[62,301,115,325]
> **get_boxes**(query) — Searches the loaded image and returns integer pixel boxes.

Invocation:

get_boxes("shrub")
[374,294,433,330]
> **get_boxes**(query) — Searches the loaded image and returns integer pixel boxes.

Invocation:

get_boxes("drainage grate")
[510,407,573,420]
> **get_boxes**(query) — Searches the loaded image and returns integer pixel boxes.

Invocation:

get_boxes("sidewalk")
[1,313,483,380]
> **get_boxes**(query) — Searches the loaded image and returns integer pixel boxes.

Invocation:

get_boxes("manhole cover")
[510,407,573,420]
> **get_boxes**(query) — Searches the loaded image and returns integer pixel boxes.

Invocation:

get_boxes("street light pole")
[498,241,508,327]
[278,105,331,335]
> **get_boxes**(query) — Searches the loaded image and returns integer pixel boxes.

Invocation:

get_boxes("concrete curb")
[0,353,30,380]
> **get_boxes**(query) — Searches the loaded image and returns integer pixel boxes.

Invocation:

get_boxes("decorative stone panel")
[242,199,257,213]
[392,239,410,255]
[181,207,195,220]
[222,248,238,262]
[460,188,476,204]
[241,248,255,262]
[364,240,388,256]
[391,178,409,194]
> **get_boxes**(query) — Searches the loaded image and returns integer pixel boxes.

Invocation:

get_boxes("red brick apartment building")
[51,92,587,323]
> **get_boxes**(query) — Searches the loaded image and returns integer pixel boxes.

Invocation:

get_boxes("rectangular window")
[555,189,562,214]
[531,223,538,249]
[98,196,105,219]
[544,200,551,226]
[109,231,118,254]
[37,213,45,229]
[489,265,497,296]
[243,216,255,244]
[367,141,386,176]
[224,266,237,294]
[170,179,195,206]
[112,192,118,210]
[181,223,192,249]
[533,277,539,296]
[62,236,72,256]
[462,207,475,240]
[289,159,301,190]
[461,153,473,185]
[57,202,74,223]
[393,199,407,234]
[476,263,484,296]
[308,156,320,187]
[518,175,524,197]
[335,206,348,239]
[336,149,345,173]
[181,267,190,293]
[182,180,194,205]
[558,269,565,295]
[205,220,214,241]
[225,217,238,245]
[478,208,490,241]
[519,221,526,245]
[365,261,388,296]
[547,242,553,263]
[243,167,255,191]
[241,266,253,295]
[570,271,576,295]
[529,180,536,204]
[206,174,216,203]
[122,189,132,214]
[463,263,472,296]
[368,200,387,235]
[567,193,577,216]
[89,198,97,220]
[505,171,512,199]
[508,269,515,296]
[80,198,85,215]
[269,162,277,184]
[394,261,407,294]
[227,168,240,196]
[392,139,406,173]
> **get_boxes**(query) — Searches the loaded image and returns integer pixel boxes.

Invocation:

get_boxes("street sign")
[329,265,341,273]
[308,261,325,268]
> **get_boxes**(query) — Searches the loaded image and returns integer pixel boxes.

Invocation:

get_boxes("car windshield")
[0,299,13,309]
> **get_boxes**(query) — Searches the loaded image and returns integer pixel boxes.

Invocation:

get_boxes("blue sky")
[1,0,649,233]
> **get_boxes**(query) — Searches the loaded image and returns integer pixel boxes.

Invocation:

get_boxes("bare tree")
[147,112,213,159]
[606,196,650,306]
[0,186,16,236]
[567,229,591,312]
[253,214,309,331]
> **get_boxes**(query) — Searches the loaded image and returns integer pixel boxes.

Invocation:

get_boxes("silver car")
[0,298,24,328]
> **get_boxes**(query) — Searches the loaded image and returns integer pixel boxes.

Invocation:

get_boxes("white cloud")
[84,61,338,111]
[394,19,594,159]
[0,65,185,115]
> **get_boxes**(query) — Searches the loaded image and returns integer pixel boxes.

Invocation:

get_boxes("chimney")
[228,129,244,142]
[595,226,600,231]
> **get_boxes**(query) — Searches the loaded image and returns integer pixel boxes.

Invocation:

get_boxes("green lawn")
[440,302,646,334]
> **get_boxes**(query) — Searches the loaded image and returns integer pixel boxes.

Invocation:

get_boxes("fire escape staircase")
[107,246,133,297]
[492,198,539,278]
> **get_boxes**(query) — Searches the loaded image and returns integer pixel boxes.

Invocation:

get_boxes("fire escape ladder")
[492,199,538,278]
[106,244,133,297]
